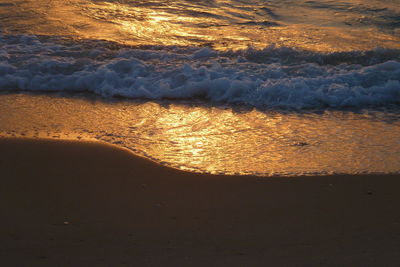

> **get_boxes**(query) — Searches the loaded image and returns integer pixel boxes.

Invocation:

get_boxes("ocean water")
[0,0,400,176]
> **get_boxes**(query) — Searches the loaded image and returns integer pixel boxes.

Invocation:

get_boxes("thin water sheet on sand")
[1,93,400,176]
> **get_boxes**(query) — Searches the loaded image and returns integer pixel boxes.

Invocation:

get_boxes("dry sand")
[1,137,400,266]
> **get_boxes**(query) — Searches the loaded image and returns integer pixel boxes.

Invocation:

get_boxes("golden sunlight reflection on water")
[1,94,400,176]
[3,0,399,51]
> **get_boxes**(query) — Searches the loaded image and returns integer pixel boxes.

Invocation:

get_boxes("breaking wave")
[1,34,400,109]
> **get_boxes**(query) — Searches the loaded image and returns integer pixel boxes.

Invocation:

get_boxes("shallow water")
[1,0,400,176]
[1,93,400,176]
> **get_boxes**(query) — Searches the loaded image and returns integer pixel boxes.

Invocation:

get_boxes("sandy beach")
[1,137,400,266]
[2,0,400,266]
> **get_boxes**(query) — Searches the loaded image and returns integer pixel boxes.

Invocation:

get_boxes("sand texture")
[1,138,400,266]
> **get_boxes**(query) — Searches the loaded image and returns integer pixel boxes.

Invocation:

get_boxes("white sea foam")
[1,35,400,109]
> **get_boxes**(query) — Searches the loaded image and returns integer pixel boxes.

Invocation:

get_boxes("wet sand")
[1,137,400,266]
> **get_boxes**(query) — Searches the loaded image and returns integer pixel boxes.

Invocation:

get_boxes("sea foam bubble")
[1,35,399,109]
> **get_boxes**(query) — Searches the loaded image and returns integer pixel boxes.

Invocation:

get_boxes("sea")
[0,0,400,176]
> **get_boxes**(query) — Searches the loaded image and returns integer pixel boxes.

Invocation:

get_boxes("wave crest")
[1,35,400,109]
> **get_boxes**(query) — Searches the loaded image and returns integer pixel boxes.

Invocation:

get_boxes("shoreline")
[1,137,400,266]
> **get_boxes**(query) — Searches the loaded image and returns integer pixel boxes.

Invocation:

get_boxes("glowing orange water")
[3,0,400,51]
[1,94,400,176]
[1,1,400,176]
